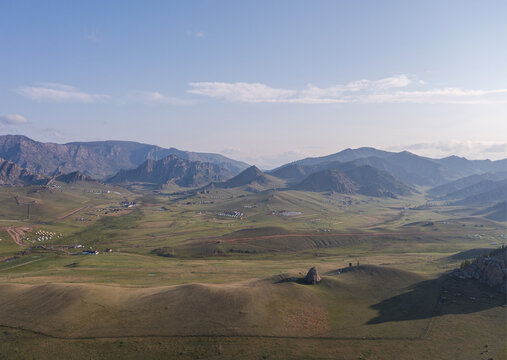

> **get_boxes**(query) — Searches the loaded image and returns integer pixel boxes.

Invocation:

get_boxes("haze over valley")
[0,1,505,359]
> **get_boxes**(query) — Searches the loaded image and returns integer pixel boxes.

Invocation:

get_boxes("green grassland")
[0,182,505,359]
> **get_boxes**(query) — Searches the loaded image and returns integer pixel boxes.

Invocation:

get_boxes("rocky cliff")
[0,157,47,185]
[107,155,234,188]
[451,247,506,293]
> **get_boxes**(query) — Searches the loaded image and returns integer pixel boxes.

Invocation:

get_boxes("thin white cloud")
[16,83,110,103]
[188,82,297,103]
[134,91,195,105]
[219,147,314,169]
[364,88,507,104]
[388,141,507,160]
[41,127,65,139]
[188,75,507,104]
[0,114,28,125]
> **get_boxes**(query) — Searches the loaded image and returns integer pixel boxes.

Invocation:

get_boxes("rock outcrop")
[107,155,234,188]
[305,267,321,285]
[0,157,47,185]
[451,247,506,293]
[55,171,96,183]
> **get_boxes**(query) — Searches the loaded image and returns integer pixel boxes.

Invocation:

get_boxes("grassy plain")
[0,182,505,359]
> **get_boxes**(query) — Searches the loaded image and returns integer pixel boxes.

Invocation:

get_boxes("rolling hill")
[54,171,97,183]
[443,179,507,200]
[0,265,436,339]
[455,180,507,205]
[428,171,507,198]
[293,169,358,194]
[213,165,286,192]
[293,165,411,198]
[340,164,412,197]
[473,201,507,222]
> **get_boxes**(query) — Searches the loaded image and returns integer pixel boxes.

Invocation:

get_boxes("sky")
[1,0,506,169]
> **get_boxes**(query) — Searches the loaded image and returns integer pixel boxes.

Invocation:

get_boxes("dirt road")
[207,229,497,245]
[4,227,31,246]
[56,206,89,221]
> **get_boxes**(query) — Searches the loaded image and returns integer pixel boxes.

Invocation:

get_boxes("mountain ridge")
[271,147,507,186]
[107,154,235,188]
[0,135,249,179]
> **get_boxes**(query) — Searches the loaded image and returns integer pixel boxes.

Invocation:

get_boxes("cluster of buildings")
[120,200,137,208]
[72,244,113,255]
[81,249,99,255]
[28,230,61,243]
[217,210,244,219]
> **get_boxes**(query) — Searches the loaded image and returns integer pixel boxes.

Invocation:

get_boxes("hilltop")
[54,171,97,183]
[214,165,286,192]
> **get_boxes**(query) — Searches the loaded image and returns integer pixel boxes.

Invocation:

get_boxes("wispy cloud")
[41,127,65,140]
[188,82,297,103]
[16,83,110,103]
[0,114,28,125]
[188,75,507,104]
[219,147,314,169]
[388,141,507,160]
[187,30,205,38]
[133,91,195,105]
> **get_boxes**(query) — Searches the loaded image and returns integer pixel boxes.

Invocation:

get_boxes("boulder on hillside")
[305,267,321,284]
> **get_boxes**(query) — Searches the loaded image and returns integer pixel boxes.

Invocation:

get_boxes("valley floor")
[0,184,505,359]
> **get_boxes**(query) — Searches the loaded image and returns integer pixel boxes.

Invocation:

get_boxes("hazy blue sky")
[1,0,506,168]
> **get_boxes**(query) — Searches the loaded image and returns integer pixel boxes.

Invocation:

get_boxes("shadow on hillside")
[367,274,506,325]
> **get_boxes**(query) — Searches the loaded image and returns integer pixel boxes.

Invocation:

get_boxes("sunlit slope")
[0,265,441,339]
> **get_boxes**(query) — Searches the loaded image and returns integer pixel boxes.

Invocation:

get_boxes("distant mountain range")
[1,135,505,202]
[107,155,235,188]
[274,147,507,186]
[0,135,249,179]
